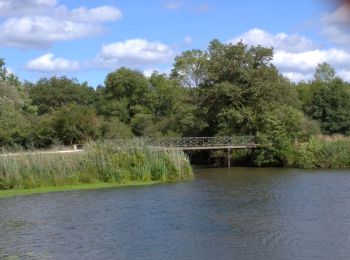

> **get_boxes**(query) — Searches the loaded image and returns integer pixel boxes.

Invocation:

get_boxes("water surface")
[1,168,350,259]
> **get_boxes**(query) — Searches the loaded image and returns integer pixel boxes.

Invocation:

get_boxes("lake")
[1,168,350,259]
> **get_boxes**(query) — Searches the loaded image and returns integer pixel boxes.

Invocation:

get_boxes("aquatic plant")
[290,135,350,168]
[0,140,193,190]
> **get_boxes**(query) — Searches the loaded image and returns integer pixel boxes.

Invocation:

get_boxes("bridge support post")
[227,148,231,168]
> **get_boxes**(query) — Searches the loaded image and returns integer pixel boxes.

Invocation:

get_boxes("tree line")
[1,40,349,166]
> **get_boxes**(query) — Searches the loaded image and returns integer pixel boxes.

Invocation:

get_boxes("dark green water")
[1,168,350,259]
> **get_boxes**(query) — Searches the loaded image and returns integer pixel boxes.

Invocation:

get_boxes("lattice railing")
[144,136,256,147]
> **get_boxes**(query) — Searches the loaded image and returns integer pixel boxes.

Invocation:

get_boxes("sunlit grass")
[0,181,161,199]
[0,140,193,191]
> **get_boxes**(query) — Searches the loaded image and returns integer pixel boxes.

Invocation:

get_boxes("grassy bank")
[0,140,193,193]
[0,181,161,199]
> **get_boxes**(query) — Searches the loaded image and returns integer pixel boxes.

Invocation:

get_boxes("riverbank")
[0,181,161,199]
[0,141,193,193]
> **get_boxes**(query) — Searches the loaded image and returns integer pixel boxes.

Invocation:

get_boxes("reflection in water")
[1,168,350,259]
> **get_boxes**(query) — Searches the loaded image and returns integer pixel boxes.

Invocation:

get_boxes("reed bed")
[0,140,193,190]
[290,135,350,168]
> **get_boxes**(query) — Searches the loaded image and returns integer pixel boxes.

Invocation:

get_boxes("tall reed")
[290,135,350,168]
[0,140,193,190]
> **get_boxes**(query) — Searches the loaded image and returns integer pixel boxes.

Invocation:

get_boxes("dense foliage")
[1,41,350,167]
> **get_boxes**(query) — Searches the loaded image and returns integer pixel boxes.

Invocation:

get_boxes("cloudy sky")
[0,0,349,86]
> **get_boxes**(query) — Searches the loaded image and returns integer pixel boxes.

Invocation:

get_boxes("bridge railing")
[144,136,256,147]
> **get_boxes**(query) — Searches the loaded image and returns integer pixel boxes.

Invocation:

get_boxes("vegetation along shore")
[0,141,193,195]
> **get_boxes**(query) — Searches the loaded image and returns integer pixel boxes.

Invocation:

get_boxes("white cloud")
[0,17,102,48]
[6,67,14,76]
[64,6,122,23]
[94,39,175,69]
[230,28,316,53]
[283,72,313,82]
[26,53,80,72]
[322,4,350,46]
[273,49,350,73]
[338,69,350,82]
[0,1,122,48]
[274,48,350,82]
[0,0,57,16]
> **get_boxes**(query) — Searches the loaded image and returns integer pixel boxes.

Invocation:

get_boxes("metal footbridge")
[145,136,258,150]
[145,136,258,168]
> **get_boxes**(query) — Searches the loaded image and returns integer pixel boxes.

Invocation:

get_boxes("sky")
[0,0,350,86]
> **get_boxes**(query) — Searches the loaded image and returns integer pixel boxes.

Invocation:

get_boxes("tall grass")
[0,140,193,190]
[290,135,350,168]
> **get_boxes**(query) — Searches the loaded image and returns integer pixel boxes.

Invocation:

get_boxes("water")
[1,168,350,259]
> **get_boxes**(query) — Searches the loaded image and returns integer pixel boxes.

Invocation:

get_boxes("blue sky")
[0,0,349,86]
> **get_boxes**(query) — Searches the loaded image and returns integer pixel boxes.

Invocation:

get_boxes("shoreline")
[0,181,161,199]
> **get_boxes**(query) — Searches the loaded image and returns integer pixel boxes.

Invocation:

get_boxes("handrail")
[145,136,256,147]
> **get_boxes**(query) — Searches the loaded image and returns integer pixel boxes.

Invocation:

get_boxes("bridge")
[145,136,257,150]
[144,136,258,167]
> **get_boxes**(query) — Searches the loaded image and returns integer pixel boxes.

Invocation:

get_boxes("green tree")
[171,50,209,88]
[28,76,96,115]
[173,40,300,137]
[51,104,101,145]
[0,81,34,147]
[0,58,7,81]
[100,117,133,139]
[305,79,350,134]
[314,62,335,83]
[104,68,150,107]
[101,68,151,127]
[253,106,319,166]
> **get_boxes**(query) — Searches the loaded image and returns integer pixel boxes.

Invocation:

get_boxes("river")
[1,168,350,259]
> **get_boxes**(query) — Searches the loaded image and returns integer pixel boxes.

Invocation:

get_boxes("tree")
[171,50,209,88]
[104,67,150,107]
[130,113,156,136]
[253,106,320,166]
[100,117,133,139]
[305,79,350,135]
[0,58,7,81]
[101,68,151,125]
[314,62,336,83]
[147,72,185,117]
[28,76,96,115]
[51,104,101,145]
[175,40,301,136]
[0,81,34,147]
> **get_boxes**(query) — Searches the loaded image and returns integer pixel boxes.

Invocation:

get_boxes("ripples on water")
[1,168,350,259]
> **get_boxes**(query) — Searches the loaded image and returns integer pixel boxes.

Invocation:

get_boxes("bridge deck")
[153,145,258,150]
[146,136,258,150]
